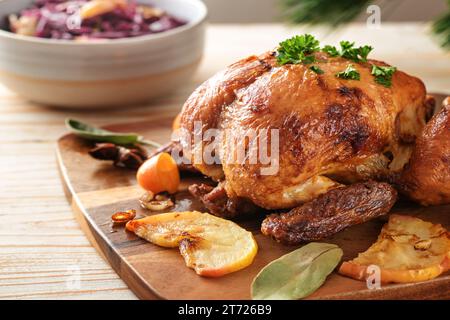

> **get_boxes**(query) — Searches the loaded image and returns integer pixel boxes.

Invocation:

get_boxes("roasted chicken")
[173,35,449,244]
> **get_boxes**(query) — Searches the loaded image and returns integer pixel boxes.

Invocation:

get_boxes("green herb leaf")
[339,41,373,62]
[358,45,373,62]
[322,41,372,62]
[322,41,373,62]
[371,65,396,87]
[339,40,357,60]
[277,34,320,65]
[65,118,161,148]
[251,242,343,300]
[322,45,339,57]
[310,65,324,74]
[335,64,360,80]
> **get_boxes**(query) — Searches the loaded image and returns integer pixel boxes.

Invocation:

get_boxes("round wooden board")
[56,94,450,300]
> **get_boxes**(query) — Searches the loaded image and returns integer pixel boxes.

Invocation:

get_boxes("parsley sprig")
[322,45,340,57]
[323,41,373,62]
[336,64,360,80]
[277,34,320,65]
[276,34,396,86]
[371,65,396,87]
[309,65,324,74]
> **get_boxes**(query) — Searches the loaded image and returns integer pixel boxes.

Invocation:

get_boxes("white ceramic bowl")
[0,0,207,108]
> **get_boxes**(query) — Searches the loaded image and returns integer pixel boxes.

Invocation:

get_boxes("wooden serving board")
[57,96,450,300]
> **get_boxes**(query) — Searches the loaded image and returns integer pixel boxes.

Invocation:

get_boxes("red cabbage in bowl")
[6,0,186,40]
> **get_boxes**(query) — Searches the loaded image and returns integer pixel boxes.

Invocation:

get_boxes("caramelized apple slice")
[80,0,127,20]
[339,215,450,283]
[126,211,258,277]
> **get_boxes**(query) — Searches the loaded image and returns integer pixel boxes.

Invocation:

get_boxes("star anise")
[89,143,148,170]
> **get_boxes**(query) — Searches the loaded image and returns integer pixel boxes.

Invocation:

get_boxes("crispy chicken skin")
[396,98,450,205]
[261,181,397,245]
[179,51,429,210]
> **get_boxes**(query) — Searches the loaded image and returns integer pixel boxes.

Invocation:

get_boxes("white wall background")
[202,0,448,23]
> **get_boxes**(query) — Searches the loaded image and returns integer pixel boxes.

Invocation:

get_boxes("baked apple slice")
[339,215,450,283]
[126,211,258,277]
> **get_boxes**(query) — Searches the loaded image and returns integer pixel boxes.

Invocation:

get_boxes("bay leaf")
[66,118,160,147]
[251,242,343,300]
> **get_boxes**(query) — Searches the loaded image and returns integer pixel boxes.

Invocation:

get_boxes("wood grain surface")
[57,110,450,300]
[1,23,450,299]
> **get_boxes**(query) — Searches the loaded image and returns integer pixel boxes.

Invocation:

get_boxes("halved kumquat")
[136,152,180,194]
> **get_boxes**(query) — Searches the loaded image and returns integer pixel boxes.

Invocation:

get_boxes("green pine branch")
[433,0,450,49]
[280,0,450,50]
[280,0,371,26]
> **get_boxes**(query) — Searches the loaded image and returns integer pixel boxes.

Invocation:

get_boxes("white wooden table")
[0,23,449,300]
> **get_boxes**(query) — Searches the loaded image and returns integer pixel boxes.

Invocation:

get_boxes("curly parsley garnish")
[277,34,373,66]
[322,45,340,57]
[371,65,397,87]
[323,41,373,62]
[277,34,320,65]
[336,64,360,80]
[309,65,324,74]
[276,34,397,86]
[358,45,373,62]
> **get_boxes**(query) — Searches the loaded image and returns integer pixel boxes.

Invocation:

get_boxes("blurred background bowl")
[0,0,207,108]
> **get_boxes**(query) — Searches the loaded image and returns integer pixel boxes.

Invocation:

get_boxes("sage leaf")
[251,242,343,300]
[66,118,160,148]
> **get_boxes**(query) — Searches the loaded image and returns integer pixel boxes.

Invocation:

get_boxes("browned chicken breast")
[179,50,430,210]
